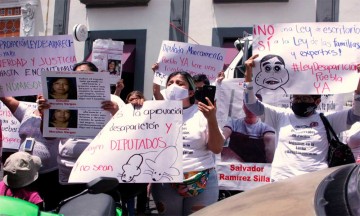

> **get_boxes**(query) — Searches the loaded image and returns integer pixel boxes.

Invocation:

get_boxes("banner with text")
[69,101,183,183]
[252,22,360,95]
[0,35,76,97]
[154,40,226,86]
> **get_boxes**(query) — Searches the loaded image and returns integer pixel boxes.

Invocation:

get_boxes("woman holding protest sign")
[242,54,360,182]
[0,96,61,210]
[151,64,225,215]
[37,61,125,202]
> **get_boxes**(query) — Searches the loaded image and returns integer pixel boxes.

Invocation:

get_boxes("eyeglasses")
[291,95,316,103]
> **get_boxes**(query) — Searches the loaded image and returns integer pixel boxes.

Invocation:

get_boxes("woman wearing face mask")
[243,54,360,182]
[151,65,224,215]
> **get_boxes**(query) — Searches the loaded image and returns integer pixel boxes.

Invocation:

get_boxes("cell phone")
[195,85,216,105]
[23,138,35,152]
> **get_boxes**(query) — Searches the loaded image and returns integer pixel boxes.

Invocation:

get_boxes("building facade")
[0,0,359,99]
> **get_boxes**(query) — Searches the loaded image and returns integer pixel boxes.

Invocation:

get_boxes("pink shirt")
[0,181,43,205]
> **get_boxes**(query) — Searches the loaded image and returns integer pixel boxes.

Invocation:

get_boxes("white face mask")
[165,84,189,100]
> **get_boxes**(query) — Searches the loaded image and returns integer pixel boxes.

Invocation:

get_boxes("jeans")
[151,168,219,215]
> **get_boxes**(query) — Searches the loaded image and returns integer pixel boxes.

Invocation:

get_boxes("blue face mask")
[291,102,317,117]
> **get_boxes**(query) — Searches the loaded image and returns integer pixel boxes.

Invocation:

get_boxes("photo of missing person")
[49,109,78,128]
[47,77,78,100]
[221,135,267,163]
[107,59,121,75]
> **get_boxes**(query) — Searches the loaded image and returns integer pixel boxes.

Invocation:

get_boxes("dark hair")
[47,77,77,100]
[192,74,210,85]
[166,71,196,104]
[73,61,99,72]
[126,91,145,103]
[255,94,263,102]
[49,109,78,128]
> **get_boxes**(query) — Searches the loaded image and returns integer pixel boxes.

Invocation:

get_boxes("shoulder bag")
[319,113,355,167]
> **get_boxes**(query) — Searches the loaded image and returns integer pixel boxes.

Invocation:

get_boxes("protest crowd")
[2,23,360,216]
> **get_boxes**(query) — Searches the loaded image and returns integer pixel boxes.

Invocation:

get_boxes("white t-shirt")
[182,104,215,172]
[343,122,360,159]
[14,102,60,174]
[243,82,360,181]
[58,94,125,184]
[264,102,350,181]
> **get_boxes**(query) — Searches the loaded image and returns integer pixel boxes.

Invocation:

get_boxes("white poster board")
[41,71,111,138]
[69,101,183,183]
[154,40,226,86]
[91,39,123,84]
[0,102,36,150]
[0,35,76,97]
[252,22,360,95]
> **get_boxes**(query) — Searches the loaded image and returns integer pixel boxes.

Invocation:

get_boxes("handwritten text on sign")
[0,102,37,150]
[0,35,76,97]
[252,22,360,95]
[69,101,183,183]
[154,40,226,86]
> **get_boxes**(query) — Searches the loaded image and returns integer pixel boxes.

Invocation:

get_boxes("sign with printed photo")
[41,71,111,138]
[91,39,124,84]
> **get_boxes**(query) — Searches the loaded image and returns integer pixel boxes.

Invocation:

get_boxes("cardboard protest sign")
[154,40,226,86]
[252,22,360,95]
[0,102,37,150]
[69,101,183,183]
[0,35,76,97]
[41,71,111,138]
[91,39,124,84]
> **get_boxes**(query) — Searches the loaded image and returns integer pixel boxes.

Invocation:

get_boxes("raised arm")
[151,63,164,100]
[113,79,124,96]
[0,97,20,113]
[244,54,259,83]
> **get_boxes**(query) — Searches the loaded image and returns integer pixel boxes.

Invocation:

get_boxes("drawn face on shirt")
[255,55,289,90]
[52,78,70,95]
